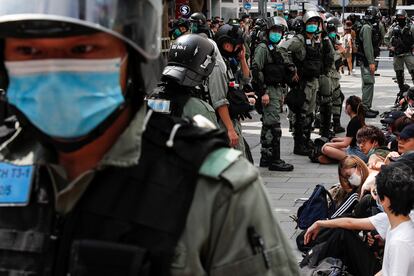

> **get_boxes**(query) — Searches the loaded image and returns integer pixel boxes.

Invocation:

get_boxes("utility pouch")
[69,239,150,276]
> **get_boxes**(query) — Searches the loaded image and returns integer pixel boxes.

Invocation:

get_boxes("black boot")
[269,125,294,171]
[259,156,270,167]
[293,114,312,156]
[396,70,405,91]
[333,115,345,134]
[319,103,333,138]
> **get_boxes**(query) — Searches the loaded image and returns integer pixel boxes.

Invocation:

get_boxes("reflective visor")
[0,0,162,60]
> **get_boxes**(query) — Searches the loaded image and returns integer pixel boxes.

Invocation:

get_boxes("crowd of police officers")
[0,0,412,275]
[168,5,414,169]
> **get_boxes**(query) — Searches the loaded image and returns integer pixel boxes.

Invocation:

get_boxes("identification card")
[0,163,34,206]
[147,99,171,114]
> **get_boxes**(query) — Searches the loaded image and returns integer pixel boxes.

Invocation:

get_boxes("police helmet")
[303,11,323,24]
[0,0,162,61]
[395,9,407,18]
[365,6,381,21]
[326,17,342,32]
[190,12,207,26]
[227,18,240,26]
[214,24,244,50]
[254,17,268,30]
[266,16,288,32]
[291,16,305,33]
[163,34,216,87]
[176,18,190,30]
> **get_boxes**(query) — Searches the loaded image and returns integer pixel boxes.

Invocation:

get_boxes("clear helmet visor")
[0,0,162,60]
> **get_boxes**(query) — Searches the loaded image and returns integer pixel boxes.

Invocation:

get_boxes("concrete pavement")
[242,57,403,258]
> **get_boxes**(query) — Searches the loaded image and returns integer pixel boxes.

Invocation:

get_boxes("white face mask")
[348,172,362,187]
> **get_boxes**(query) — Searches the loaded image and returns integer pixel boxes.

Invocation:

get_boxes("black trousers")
[317,228,381,276]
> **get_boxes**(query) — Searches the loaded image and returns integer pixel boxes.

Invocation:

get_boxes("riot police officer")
[170,18,190,40]
[189,12,213,39]
[385,9,414,93]
[0,1,299,275]
[214,24,253,159]
[150,34,218,126]
[326,17,346,135]
[252,16,294,171]
[280,11,334,156]
[356,6,383,118]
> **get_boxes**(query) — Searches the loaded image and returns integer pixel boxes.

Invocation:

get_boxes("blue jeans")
[346,146,368,163]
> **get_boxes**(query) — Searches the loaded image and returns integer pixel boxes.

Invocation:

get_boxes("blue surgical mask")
[328,32,337,39]
[5,58,126,139]
[190,23,198,33]
[284,15,289,20]
[174,28,182,38]
[269,32,282,43]
[306,24,318,33]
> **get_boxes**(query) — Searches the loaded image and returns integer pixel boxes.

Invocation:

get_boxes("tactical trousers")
[318,75,332,137]
[393,54,414,89]
[293,78,318,141]
[261,86,283,159]
[360,65,375,109]
[331,78,343,117]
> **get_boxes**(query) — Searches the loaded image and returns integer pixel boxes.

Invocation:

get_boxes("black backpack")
[295,185,335,230]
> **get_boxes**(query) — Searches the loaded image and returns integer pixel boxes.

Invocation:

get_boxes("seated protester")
[303,160,414,276]
[296,155,368,252]
[329,155,369,219]
[401,87,414,118]
[318,96,366,164]
[384,123,414,163]
[388,116,414,152]
[380,110,406,150]
[356,125,390,170]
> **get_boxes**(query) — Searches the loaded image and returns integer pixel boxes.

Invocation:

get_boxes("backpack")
[300,257,352,276]
[295,185,335,230]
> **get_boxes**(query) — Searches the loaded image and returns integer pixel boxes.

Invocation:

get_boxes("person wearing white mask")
[304,160,414,276]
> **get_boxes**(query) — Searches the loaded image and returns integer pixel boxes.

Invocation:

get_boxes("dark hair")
[376,160,414,216]
[394,116,414,134]
[345,95,365,126]
[356,125,386,146]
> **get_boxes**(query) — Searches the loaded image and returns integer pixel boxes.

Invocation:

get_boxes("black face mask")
[397,18,406,27]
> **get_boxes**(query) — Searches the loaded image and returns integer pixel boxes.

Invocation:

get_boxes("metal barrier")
[161,37,170,60]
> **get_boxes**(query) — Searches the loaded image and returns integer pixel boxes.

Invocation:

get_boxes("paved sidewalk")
[242,62,400,258]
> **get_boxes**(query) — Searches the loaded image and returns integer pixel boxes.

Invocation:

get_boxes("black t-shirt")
[346,116,362,147]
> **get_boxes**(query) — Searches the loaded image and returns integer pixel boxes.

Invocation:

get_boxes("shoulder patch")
[199,148,241,179]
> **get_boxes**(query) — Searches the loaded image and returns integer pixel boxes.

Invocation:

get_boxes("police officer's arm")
[203,158,300,275]
[362,25,375,65]
[251,44,267,94]
[208,55,239,147]
[322,37,335,73]
[237,45,251,82]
